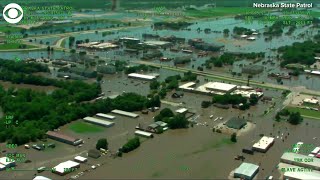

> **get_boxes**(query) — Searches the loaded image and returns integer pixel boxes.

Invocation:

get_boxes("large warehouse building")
[281,152,320,171]
[284,170,320,180]
[46,131,83,146]
[128,73,158,81]
[225,117,247,130]
[83,117,115,127]
[234,162,259,180]
[52,160,80,176]
[196,82,237,95]
[252,136,275,153]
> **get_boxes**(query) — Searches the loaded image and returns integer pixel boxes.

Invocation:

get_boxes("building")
[197,82,237,94]
[179,82,196,91]
[52,160,80,176]
[74,156,87,163]
[225,117,247,130]
[135,130,153,138]
[147,123,159,132]
[176,108,188,114]
[91,42,118,50]
[96,113,116,120]
[143,40,172,48]
[311,147,320,154]
[88,149,101,159]
[205,82,237,93]
[283,169,320,180]
[252,136,275,153]
[119,37,140,44]
[0,164,6,171]
[303,98,319,105]
[46,131,83,146]
[83,117,115,127]
[281,152,320,171]
[111,109,139,118]
[33,176,52,180]
[231,90,264,98]
[0,157,15,168]
[234,162,259,180]
[128,73,157,81]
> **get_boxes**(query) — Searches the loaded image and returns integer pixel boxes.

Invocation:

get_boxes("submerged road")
[133,60,320,96]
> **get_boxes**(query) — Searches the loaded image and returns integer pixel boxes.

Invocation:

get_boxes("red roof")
[46,131,78,142]
[316,153,320,158]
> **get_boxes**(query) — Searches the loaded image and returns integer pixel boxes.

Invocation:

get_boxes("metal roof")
[235,162,259,177]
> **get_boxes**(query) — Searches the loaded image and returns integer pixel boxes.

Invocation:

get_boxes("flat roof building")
[284,169,320,180]
[135,130,153,138]
[74,156,87,163]
[176,108,188,114]
[179,82,196,91]
[281,152,320,171]
[111,109,139,118]
[52,160,80,176]
[143,40,172,47]
[33,176,52,180]
[88,149,101,159]
[128,73,157,81]
[204,82,237,93]
[83,117,115,127]
[225,117,247,130]
[96,113,116,120]
[46,131,83,146]
[252,136,275,153]
[234,162,259,180]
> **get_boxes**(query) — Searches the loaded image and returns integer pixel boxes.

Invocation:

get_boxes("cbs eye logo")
[3,3,24,24]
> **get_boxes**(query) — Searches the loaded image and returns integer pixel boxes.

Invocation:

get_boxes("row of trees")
[275,109,303,125]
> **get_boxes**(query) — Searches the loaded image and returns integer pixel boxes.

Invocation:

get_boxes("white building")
[303,98,319,105]
[234,162,259,180]
[200,82,237,94]
[135,130,153,138]
[83,117,115,127]
[128,73,157,81]
[252,136,275,152]
[176,108,188,114]
[284,170,320,180]
[33,176,52,180]
[74,156,87,163]
[96,113,116,120]
[179,82,196,91]
[281,152,320,171]
[52,160,80,175]
[111,109,139,118]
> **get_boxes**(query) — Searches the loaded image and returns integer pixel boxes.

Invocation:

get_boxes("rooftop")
[176,108,188,114]
[53,160,79,174]
[234,162,259,177]
[203,82,237,92]
[252,136,275,150]
[281,152,320,168]
[46,131,78,142]
[225,117,247,129]
[128,73,157,80]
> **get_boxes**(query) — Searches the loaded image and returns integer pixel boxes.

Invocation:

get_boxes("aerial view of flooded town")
[0,0,320,179]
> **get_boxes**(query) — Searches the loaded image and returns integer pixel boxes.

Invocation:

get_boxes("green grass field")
[69,121,104,133]
[0,43,37,50]
[286,107,320,120]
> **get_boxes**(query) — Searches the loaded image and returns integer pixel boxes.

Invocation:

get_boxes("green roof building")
[234,162,259,180]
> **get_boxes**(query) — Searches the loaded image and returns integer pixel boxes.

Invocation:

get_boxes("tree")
[223,28,230,35]
[167,114,189,129]
[231,133,237,142]
[120,137,140,153]
[150,80,160,90]
[201,101,211,108]
[96,138,108,150]
[288,112,303,125]
[249,94,259,105]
